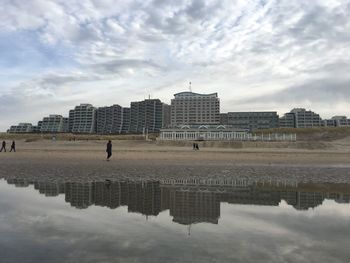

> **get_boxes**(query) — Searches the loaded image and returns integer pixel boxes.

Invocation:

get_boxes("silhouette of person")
[196,143,199,150]
[10,141,16,152]
[106,140,112,161]
[193,142,196,150]
[0,141,6,152]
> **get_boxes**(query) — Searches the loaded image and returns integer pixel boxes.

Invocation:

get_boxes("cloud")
[238,78,350,104]
[1,0,350,130]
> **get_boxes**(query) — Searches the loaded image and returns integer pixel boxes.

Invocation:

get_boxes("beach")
[1,139,350,184]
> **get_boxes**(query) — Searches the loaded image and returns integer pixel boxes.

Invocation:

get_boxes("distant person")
[0,141,6,152]
[106,140,112,161]
[10,141,16,152]
[193,142,196,150]
[196,143,200,150]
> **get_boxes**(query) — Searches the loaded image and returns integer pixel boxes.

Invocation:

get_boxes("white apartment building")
[8,123,33,133]
[40,115,69,133]
[70,104,97,134]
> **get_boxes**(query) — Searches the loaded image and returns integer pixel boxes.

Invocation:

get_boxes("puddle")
[0,178,349,262]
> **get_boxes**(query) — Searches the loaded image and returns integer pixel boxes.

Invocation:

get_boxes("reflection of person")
[10,141,16,152]
[106,140,112,161]
[0,141,6,152]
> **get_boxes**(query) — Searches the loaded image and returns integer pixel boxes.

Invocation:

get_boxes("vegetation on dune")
[1,127,350,143]
[253,127,350,141]
[0,133,157,141]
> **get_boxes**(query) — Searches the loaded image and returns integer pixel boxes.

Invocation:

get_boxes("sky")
[0,0,350,131]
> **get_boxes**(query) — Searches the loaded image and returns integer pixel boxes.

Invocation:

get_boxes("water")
[0,178,349,263]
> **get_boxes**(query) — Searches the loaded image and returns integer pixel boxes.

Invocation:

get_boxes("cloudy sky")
[1,0,350,131]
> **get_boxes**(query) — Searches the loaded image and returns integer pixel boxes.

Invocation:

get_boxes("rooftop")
[173,92,218,98]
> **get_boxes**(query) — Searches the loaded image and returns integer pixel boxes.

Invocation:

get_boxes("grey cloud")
[89,59,164,74]
[1,0,350,130]
[237,78,350,105]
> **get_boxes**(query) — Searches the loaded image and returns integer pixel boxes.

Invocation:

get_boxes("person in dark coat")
[106,140,112,161]
[10,141,16,152]
[0,141,6,152]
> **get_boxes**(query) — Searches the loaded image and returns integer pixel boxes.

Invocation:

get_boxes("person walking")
[0,141,6,152]
[196,143,200,150]
[10,141,16,152]
[106,140,112,161]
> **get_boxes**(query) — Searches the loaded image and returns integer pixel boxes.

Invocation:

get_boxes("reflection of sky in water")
[0,179,350,263]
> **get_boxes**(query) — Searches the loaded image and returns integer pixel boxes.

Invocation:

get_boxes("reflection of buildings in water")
[93,181,123,209]
[65,182,94,209]
[220,188,281,206]
[335,194,350,204]
[127,181,161,216]
[169,190,220,225]
[63,180,161,214]
[7,178,30,187]
[4,178,350,225]
[34,181,64,197]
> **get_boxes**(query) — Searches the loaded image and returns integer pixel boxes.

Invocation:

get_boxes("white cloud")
[0,0,350,130]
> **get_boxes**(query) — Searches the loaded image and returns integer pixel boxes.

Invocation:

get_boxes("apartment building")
[129,99,164,133]
[279,113,295,128]
[8,123,33,133]
[120,108,131,134]
[96,105,123,134]
[323,116,350,127]
[279,108,322,128]
[40,115,69,133]
[69,104,97,134]
[226,112,279,131]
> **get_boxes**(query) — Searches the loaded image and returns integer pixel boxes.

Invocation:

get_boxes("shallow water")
[0,178,349,263]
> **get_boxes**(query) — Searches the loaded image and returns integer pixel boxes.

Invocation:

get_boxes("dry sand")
[0,139,349,184]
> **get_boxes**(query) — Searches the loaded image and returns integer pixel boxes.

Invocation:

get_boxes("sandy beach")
[1,139,350,184]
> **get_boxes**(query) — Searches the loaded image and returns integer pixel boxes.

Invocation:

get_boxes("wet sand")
[1,140,350,184]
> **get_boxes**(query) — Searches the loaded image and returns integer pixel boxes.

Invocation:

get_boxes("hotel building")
[170,92,220,127]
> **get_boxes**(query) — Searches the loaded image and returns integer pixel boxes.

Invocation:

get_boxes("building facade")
[279,108,322,128]
[70,104,97,134]
[170,92,220,127]
[323,116,350,127]
[292,108,322,128]
[159,125,296,141]
[40,115,69,133]
[68,110,75,132]
[159,125,248,141]
[120,108,131,133]
[227,112,279,131]
[32,121,43,133]
[162,104,171,128]
[129,99,163,133]
[96,105,123,134]
[8,123,33,133]
[279,113,295,128]
[220,113,228,125]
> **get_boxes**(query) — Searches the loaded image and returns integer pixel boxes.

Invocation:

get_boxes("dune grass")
[0,133,158,141]
[253,127,350,141]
